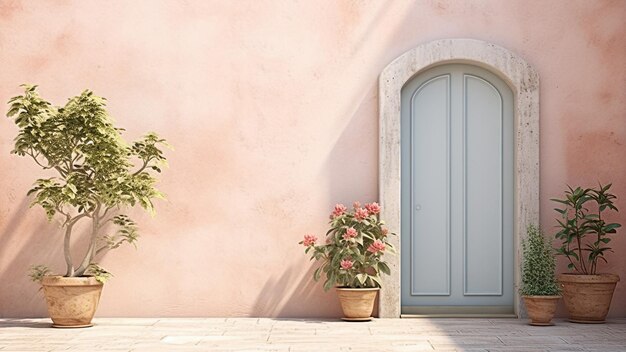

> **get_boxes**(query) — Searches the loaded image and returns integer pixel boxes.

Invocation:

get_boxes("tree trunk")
[74,205,101,276]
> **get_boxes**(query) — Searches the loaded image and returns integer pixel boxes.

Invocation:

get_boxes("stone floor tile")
[498,336,567,345]
[428,336,503,345]
[561,335,626,344]
[483,349,546,352]
[546,347,586,352]
[584,347,626,352]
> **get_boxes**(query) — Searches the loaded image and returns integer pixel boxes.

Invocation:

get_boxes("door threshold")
[401,305,514,317]
[401,313,517,318]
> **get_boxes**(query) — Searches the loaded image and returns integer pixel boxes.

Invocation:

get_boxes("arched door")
[400,64,514,314]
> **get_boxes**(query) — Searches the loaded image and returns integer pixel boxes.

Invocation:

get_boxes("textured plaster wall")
[0,0,624,318]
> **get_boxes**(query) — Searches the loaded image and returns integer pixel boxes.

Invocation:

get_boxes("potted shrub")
[552,184,621,323]
[300,202,395,321]
[7,85,169,328]
[520,225,561,326]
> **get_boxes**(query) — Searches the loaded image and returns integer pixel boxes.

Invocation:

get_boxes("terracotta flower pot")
[557,273,619,323]
[522,295,561,326]
[41,276,103,328]
[336,287,379,321]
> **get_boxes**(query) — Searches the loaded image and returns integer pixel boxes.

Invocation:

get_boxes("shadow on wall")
[251,77,380,317]
[249,9,391,315]
[251,82,382,319]
[323,82,380,205]
[0,198,57,318]
[0,195,112,318]
[253,264,341,318]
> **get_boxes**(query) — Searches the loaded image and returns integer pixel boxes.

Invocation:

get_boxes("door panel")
[401,64,514,311]
[464,75,503,296]
[410,75,450,296]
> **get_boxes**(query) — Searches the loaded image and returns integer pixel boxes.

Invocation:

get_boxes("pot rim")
[557,273,620,283]
[335,287,380,291]
[41,275,103,287]
[522,295,561,299]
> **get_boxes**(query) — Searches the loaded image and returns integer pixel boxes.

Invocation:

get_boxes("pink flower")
[367,240,386,254]
[332,204,347,218]
[365,202,381,214]
[342,227,357,240]
[353,201,361,209]
[303,234,318,247]
[354,207,369,221]
[381,228,389,236]
[340,259,354,270]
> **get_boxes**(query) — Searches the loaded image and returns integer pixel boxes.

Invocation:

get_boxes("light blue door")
[400,64,514,314]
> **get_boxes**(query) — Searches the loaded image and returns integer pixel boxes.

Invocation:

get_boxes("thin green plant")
[520,225,560,296]
[552,184,620,275]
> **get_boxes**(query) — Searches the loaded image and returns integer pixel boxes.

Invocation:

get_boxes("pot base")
[52,323,94,328]
[529,322,554,326]
[568,319,605,324]
[341,317,372,322]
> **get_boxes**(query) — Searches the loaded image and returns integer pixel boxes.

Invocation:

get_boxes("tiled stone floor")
[0,318,625,352]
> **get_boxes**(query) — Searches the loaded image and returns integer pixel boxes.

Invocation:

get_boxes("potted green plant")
[552,184,621,323]
[520,225,561,326]
[300,202,395,321]
[7,85,169,328]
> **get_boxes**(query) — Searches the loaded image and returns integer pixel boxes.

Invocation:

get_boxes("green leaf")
[85,263,112,283]
[313,267,322,281]
[28,264,51,283]
[323,274,335,291]
[378,262,391,275]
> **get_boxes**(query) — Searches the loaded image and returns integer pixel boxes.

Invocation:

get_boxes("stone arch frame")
[378,39,539,318]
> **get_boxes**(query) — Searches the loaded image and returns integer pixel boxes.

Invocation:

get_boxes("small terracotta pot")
[522,295,561,326]
[41,276,103,328]
[335,287,379,321]
[558,273,619,324]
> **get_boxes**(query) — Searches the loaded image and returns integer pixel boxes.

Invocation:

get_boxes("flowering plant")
[300,202,395,291]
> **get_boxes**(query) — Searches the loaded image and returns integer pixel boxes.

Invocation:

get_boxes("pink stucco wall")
[1,0,625,318]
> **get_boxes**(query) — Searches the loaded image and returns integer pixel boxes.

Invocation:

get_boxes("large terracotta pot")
[41,276,103,328]
[557,273,619,323]
[335,287,379,321]
[522,295,561,326]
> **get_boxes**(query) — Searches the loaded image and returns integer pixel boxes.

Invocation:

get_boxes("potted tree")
[520,225,561,326]
[552,184,621,323]
[7,85,169,328]
[300,202,395,321]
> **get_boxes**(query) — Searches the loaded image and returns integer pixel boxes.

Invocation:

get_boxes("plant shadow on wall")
[3,85,170,327]
[252,265,331,318]
[252,84,381,318]
[0,197,55,318]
